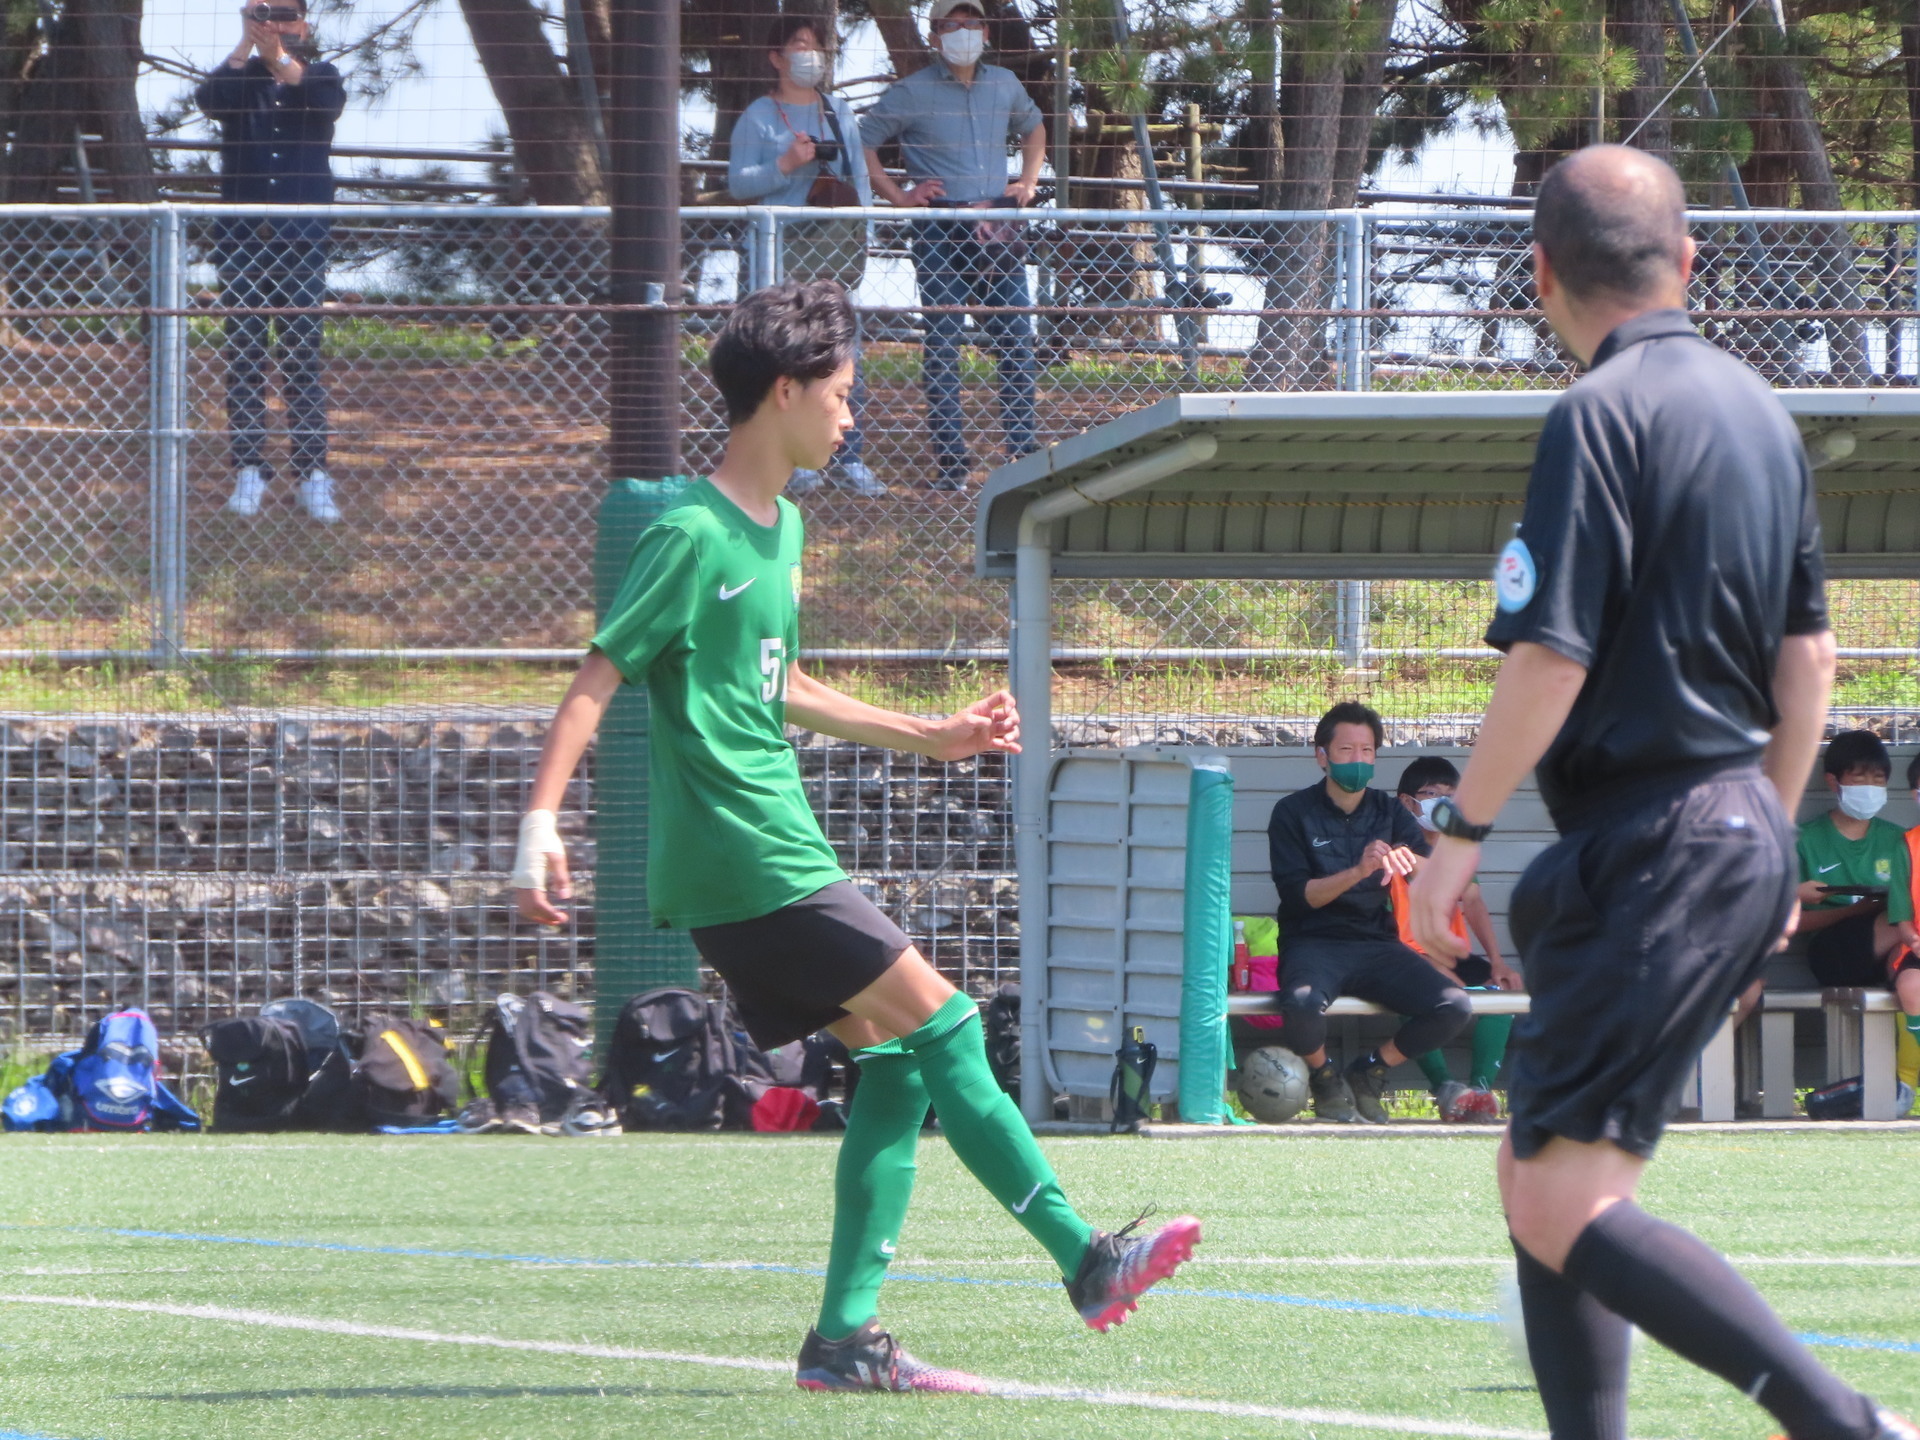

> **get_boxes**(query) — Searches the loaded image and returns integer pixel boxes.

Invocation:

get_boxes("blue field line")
[13,1224,1920,1356]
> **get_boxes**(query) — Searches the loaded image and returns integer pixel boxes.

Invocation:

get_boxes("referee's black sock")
[1561,1202,1875,1440]
[1512,1239,1629,1440]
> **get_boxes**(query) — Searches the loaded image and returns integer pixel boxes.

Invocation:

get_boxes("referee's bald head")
[1534,145,1688,304]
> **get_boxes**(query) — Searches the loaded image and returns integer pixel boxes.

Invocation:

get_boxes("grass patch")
[0,1131,1912,1440]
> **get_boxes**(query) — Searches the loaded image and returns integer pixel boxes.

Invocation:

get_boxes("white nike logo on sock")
[1010,1181,1044,1215]
[879,1239,895,1256]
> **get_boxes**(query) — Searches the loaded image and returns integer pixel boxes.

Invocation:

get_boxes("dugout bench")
[974,390,1920,1125]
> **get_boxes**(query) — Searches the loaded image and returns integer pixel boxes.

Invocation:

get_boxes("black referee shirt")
[1268,784,1429,945]
[1485,308,1828,823]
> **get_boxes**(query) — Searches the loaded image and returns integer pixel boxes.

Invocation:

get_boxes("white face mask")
[1414,795,1445,832]
[1838,784,1888,821]
[785,48,826,89]
[938,26,985,67]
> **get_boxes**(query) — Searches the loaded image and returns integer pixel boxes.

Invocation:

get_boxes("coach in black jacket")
[195,0,346,523]
[1267,702,1471,1123]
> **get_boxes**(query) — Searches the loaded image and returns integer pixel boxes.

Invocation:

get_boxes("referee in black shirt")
[1410,146,1910,1440]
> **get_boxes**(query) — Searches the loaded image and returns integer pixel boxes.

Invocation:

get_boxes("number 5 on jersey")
[760,638,788,703]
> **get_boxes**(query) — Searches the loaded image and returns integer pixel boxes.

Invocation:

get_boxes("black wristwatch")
[1429,797,1494,844]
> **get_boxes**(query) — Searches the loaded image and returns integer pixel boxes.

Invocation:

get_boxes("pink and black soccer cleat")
[794,1320,990,1394]
[1459,1086,1503,1123]
[1065,1212,1202,1332]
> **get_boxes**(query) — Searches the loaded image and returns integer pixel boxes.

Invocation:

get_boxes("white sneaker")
[226,466,266,517]
[299,469,341,523]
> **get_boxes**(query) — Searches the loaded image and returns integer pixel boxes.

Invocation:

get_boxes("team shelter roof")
[974,390,1920,582]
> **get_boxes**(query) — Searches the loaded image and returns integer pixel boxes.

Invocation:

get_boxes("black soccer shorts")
[1504,763,1796,1160]
[689,880,912,1049]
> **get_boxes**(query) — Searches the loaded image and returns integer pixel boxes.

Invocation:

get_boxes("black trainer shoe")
[1345,1053,1391,1124]
[498,1099,542,1135]
[1309,1060,1358,1123]
[794,1320,989,1393]
[1064,1212,1202,1331]
[454,1098,500,1134]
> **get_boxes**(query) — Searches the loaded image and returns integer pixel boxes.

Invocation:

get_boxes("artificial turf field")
[0,1129,1913,1440]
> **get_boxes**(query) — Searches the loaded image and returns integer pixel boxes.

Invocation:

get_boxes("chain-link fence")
[6,200,1920,1043]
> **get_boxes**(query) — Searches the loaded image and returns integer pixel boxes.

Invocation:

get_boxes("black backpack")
[202,999,359,1132]
[597,988,773,1131]
[983,983,1021,1100]
[483,992,594,1124]
[354,1017,460,1128]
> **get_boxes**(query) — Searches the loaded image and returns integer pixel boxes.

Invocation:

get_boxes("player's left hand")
[1488,956,1524,992]
[924,689,1021,760]
[1382,845,1420,878]
[1409,836,1476,961]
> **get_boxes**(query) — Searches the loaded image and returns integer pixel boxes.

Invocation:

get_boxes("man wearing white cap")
[859,0,1046,489]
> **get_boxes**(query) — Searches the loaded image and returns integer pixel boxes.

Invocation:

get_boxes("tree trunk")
[457,0,605,206]
[1905,0,1920,207]
[1328,0,1391,209]
[1244,0,1280,205]
[1609,0,1669,157]
[866,0,930,80]
[2,0,155,204]
[1252,0,1352,388]
[691,0,781,168]
[1762,40,1870,383]
[983,0,1053,127]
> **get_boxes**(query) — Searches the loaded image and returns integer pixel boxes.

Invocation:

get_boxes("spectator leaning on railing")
[727,14,884,497]
[195,0,346,524]
[859,0,1045,491]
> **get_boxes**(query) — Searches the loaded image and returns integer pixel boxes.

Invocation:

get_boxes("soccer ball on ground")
[1235,1045,1310,1123]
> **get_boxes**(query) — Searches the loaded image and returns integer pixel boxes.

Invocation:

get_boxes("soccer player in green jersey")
[512,280,1199,1393]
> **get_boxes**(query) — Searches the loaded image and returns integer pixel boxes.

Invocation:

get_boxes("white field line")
[0,1292,1548,1439]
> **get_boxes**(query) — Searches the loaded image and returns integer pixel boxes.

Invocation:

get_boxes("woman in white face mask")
[725,15,883,495]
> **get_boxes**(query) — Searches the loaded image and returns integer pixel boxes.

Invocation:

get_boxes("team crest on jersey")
[1877,857,1893,882]
[790,563,802,606]
[1494,536,1537,613]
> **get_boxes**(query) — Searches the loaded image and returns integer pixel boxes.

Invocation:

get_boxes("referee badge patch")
[1494,536,1537,613]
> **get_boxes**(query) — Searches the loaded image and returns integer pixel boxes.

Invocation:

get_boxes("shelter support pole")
[1008,434,1219,1121]
[1013,523,1054,1124]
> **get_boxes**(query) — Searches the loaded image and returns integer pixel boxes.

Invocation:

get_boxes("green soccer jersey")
[1795,811,1913,923]
[590,480,844,928]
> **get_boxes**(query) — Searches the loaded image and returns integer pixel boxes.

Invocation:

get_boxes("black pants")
[1276,936,1472,1060]
[219,242,330,476]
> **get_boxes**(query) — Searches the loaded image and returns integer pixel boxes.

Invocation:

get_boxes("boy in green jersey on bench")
[512,279,1199,1393]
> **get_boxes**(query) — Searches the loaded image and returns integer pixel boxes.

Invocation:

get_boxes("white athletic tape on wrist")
[511,809,563,891]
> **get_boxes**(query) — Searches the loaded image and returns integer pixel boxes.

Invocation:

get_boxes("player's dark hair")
[765,13,825,52]
[1534,144,1688,303]
[709,280,857,424]
[1314,702,1383,753]
[1823,728,1890,779]
[1396,756,1460,796]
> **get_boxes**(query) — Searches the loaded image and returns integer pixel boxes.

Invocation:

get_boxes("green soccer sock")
[904,992,1094,1279]
[1411,1040,1451,1092]
[1470,1014,1514,1091]
[815,1041,928,1341]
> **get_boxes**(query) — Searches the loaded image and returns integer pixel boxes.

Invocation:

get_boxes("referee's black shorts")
[1505,762,1795,1161]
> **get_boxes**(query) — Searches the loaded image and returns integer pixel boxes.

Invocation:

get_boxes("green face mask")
[1327,760,1374,794]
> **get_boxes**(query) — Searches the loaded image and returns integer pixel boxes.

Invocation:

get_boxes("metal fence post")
[750,209,779,290]
[1337,210,1371,669]
[147,205,188,666]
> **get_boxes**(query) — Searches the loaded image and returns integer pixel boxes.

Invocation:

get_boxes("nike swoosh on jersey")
[717,578,756,600]
[1010,1181,1044,1215]
[1818,863,1841,874]
[1311,837,1333,848]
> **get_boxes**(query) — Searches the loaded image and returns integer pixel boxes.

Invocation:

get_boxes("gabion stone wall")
[1,713,1014,1042]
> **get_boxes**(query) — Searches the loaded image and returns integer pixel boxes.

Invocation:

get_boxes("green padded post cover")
[591,476,701,1046]
[1178,759,1234,1124]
